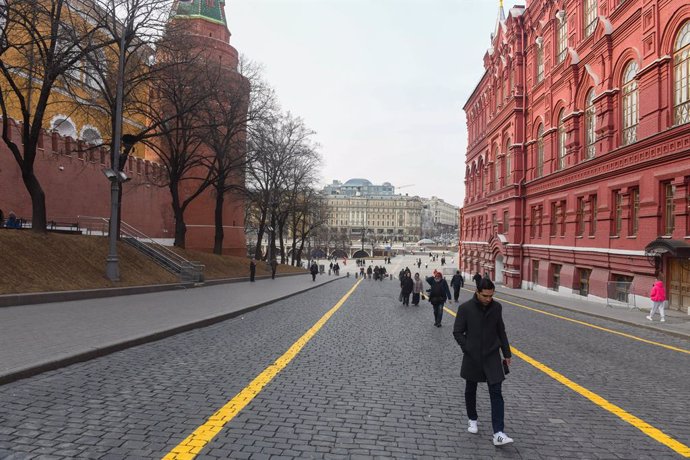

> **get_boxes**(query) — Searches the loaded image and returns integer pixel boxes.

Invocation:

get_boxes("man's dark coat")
[401,276,414,295]
[453,294,511,384]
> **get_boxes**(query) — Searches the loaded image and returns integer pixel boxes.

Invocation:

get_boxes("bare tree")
[286,187,328,266]
[0,0,116,231]
[246,111,320,261]
[61,0,181,242]
[198,57,277,254]
[142,40,217,248]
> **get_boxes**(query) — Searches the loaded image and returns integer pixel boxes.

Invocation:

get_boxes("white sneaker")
[467,419,478,434]
[661,318,666,322]
[492,431,514,446]
[646,315,653,321]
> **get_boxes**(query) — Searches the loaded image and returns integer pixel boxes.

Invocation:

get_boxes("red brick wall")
[0,125,245,254]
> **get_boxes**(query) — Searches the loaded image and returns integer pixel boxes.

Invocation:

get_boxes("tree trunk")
[23,169,47,232]
[170,183,186,248]
[213,188,224,255]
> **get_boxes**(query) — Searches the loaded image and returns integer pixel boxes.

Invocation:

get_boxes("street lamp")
[266,225,274,263]
[104,134,135,282]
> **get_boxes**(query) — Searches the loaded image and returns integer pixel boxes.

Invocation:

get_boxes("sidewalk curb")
[0,272,308,308]
[493,288,690,341]
[0,276,342,386]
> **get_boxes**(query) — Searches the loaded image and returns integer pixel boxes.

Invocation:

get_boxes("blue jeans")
[432,302,444,325]
[465,380,505,434]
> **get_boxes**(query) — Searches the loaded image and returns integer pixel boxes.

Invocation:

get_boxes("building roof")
[172,0,227,26]
[343,178,373,186]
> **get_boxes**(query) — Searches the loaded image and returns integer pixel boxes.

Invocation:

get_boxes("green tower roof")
[172,0,227,26]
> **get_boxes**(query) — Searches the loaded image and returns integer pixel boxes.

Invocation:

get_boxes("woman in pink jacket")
[647,275,666,322]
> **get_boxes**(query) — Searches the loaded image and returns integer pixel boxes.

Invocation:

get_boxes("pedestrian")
[367,265,373,279]
[453,278,513,446]
[473,272,482,287]
[647,274,666,322]
[333,262,340,276]
[412,273,423,305]
[270,258,278,279]
[5,211,20,229]
[400,272,413,306]
[249,258,256,282]
[310,261,319,281]
[426,270,451,327]
[450,270,465,302]
[399,269,406,302]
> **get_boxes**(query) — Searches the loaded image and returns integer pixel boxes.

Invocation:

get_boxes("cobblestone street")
[0,276,688,459]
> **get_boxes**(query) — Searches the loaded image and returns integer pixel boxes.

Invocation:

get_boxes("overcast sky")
[225,0,521,207]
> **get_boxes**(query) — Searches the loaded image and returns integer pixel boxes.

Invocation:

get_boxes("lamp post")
[104,1,132,282]
[266,225,274,263]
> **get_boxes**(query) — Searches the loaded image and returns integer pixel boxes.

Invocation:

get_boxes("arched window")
[674,21,690,125]
[583,0,598,38]
[558,109,566,170]
[505,139,512,184]
[480,157,485,191]
[536,124,544,178]
[585,89,596,159]
[621,60,639,145]
[83,50,106,90]
[536,45,544,83]
[556,11,568,64]
[56,26,81,82]
[494,146,500,189]
[80,127,102,145]
[50,116,77,138]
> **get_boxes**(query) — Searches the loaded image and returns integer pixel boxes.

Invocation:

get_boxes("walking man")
[426,271,451,327]
[310,261,319,281]
[453,278,514,446]
[249,258,256,282]
[473,271,482,287]
[450,270,465,302]
[270,258,278,280]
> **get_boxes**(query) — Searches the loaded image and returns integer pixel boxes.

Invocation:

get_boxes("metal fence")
[606,281,638,310]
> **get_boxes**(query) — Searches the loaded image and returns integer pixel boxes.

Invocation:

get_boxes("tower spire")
[492,0,506,40]
[172,0,227,27]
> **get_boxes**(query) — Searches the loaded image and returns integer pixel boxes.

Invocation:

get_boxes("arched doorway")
[495,254,504,284]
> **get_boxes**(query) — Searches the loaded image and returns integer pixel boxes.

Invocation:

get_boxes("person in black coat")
[426,271,451,327]
[472,272,482,287]
[450,270,465,302]
[310,261,319,281]
[453,278,513,446]
[249,258,256,282]
[400,272,414,306]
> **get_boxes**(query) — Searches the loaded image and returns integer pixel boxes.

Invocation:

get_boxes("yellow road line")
[163,279,363,460]
[492,295,690,355]
[444,308,690,457]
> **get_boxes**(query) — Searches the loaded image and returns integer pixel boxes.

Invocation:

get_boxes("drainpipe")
[518,23,528,290]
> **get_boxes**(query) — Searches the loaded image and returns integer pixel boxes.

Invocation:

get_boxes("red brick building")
[461,0,690,313]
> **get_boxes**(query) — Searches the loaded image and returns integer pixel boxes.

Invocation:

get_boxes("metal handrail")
[77,215,204,281]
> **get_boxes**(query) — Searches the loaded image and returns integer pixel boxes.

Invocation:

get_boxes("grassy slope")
[0,231,306,295]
